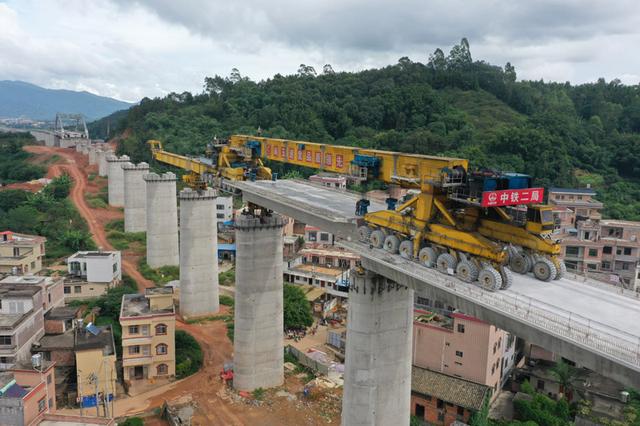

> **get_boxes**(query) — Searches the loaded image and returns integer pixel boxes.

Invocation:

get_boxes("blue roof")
[4,383,27,398]
[218,244,236,251]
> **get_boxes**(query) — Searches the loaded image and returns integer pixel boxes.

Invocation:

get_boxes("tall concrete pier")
[233,213,285,391]
[341,270,414,426]
[88,146,97,165]
[98,149,112,177]
[179,188,219,318]
[144,172,179,268]
[122,162,149,232]
[106,154,130,207]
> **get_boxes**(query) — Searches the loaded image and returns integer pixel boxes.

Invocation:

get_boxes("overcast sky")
[1,0,639,102]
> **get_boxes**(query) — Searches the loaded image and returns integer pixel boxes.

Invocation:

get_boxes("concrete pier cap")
[178,187,220,319]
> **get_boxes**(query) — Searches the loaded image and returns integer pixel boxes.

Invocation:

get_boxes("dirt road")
[26,146,154,290]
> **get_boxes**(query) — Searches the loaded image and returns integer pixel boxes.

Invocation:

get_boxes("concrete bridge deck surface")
[232,178,640,387]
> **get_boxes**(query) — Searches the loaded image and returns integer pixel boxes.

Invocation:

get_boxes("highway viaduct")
[231,178,640,425]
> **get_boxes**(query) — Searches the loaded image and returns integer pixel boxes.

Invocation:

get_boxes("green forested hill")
[92,40,640,220]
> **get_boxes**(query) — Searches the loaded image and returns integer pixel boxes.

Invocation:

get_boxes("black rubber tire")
[399,240,413,259]
[419,247,437,268]
[500,266,514,290]
[383,235,400,253]
[358,225,372,242]
[370,230,385,248]
[436,253,458,274]
[456,260,479,283]
[509,254,530,275]
[554,260,567,280]
[533,258,557,282]
[479,266,502,292]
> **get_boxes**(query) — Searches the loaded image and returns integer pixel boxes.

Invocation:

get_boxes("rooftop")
[601,219,640,229]
[0,283,41,298]
[45,306,81,321]
[68,251,117,259]
[549,187,597,195]
[121,292,174,317]
[300,247,359,259]
[0,312,29,329]
[288,263,345,280]
[411,366,490,411]
[37,330,75,350]
[75,325,115,355]
[0,231,46,246]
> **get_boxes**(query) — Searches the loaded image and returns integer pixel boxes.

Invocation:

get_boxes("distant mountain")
[0,80,134,121]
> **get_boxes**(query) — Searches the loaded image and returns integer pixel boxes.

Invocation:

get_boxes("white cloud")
[1,0,639,102]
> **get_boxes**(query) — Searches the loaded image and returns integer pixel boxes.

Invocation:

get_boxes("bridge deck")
[232,178,640,386]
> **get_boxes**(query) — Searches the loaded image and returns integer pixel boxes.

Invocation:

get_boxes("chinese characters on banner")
[481,188,545,207]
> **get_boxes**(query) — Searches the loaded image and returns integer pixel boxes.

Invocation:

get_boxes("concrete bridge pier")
[341,269,414,426]
[106,154,130,207]
[88,146,97,165]
[122,162,150,232]
[233,212,285,391]
[98,149,112,177]
[179,187,220,319]
[144,172,179,268]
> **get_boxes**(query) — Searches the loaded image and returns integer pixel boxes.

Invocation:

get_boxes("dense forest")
[90,39,640,220]
[0,132,46,184]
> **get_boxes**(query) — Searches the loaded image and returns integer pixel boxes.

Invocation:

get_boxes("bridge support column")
[233,213,285,391]
[178,188,219,319]
[122,162,149,232]
[144,172,179,268]
[106,154,129,207]
[342,269,414,426]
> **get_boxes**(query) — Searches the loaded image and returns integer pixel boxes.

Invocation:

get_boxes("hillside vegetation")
[98,39,640,220]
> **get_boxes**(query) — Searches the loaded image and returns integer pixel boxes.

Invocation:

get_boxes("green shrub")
[219,294,234,307]
[138,257,179,285]
[218,269,235,286]
[118,417,143,426]
[252,387,266,400]
[283,284,313,330]
[175,330,203,379]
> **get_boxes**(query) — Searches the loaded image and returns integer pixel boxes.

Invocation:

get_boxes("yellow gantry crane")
[148,135,563,291]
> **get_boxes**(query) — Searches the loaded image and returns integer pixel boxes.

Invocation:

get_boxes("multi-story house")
[65,251,121,301]
[412,308,516,399]
[119,288,176,386]
[304,226,334,246]
[0,276,64,314]
[548,187,603,233]
[309,173,347,190]
[0,231,46,276]
[75,324,117,413]
[0,284,45,368]
[0,360,56,425]
[215,196,233,225]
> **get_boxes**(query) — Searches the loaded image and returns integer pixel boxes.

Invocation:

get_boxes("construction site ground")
[27,145,341,425]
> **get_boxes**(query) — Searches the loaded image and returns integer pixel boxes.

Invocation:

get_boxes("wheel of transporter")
[553,259,567,280]
[456,260,479,283]
[369,230,386,248]
[509,253,531,275]
[418,247,437,268]
[532,257,557,282]
[383,235,401,254]
[399,240,413,259]
[478,266,502,292]
[436,253,458,274]
[499,266,514,290]
[357,225,372,242]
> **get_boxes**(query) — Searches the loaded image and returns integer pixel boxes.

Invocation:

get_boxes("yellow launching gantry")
[148,135,563,291]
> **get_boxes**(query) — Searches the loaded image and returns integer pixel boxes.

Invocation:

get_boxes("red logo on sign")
[336,154,343,168]
[481,188,545,207]
[306,151,312,162]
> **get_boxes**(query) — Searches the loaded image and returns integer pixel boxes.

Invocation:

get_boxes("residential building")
[410,365,490,426]
[299,247,359,270]
[412,308,516,399]
[43,306,82,336]
[0,231,46,276]
[0,276,65,314]
[215,196,233,224]
[75,324,117,413]
[0,284,45,368]
[284,257,350,299]
[309,173,347,190]
[283,235,303,259]
[119,288,176,384]
[65,251,121,301]
[304,226,334,246]
[561,219,640,290]
[0,360,56,426]
[548,187,603,233]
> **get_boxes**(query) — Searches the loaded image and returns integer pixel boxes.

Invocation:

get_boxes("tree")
[550,360,577,401]
[322,64,335,75]
[298,64,317,77]
[447,38,472,68]
[283,284,313,330]
[504,62,517,82]
[428,48,446,70]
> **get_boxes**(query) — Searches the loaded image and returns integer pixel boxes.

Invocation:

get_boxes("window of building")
[216,213,225,219]
[457,324,465,333]
[307,231,317,241]
[156,344,168,355]
[216,204,225,210]
[622,263,630,270]
[38,397,46,412]
[437,399,444,409]
[624,247,632,256]
[74,286,82,293]
[601,261,611,270]
[438,412,445,422]
[415,403,425,419]
[588,248,598,257]
[64,286,71,294]
[617,248,623,255]
[583,231,591,240]
[129,345,140,355]
[320,233,329,242]
[129,325,139,334]
[47,374,52,384]
[491,365,495,374]
[13,247,19,257]
[31,261,36,270]
[455,351,463,357]
[603,246,612,254]
[564,260,578,271]
[113,263,117,273]
[141,325,150,336]
[155,324,167,335]
[455,361,463,366]
[0,336,12,345]
[457,406,465,416]
[587,264,597,271]
[416,296,430,306]
[157,363,168,375]
[493,343,497,354]
[565,246,580,256]
[577,196,583,200]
